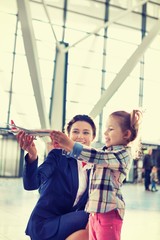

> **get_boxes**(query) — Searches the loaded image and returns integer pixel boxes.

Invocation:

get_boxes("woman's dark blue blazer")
[23,149,89,240]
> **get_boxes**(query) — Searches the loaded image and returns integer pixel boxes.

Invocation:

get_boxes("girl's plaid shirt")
[68,143,132,219]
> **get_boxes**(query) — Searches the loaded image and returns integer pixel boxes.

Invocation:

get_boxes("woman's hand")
[16,131,37,162]
[50,131,74,152]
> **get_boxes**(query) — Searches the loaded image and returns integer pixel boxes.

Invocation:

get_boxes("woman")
[16,114,96,240]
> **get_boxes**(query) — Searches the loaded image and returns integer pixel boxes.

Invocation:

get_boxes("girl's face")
[104,116,130,147]
[68,121,94,146]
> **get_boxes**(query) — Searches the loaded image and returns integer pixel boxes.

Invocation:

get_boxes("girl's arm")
[51,131,131,171]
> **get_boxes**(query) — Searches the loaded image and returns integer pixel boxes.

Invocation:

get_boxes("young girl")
[51,109,142,240]
[150,165,158,192]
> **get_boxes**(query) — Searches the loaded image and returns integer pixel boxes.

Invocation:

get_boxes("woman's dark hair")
[65,114,96,138]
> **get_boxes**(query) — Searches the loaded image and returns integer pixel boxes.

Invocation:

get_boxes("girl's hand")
[50,131,74,152]
[16,131,37,161]
[49,134,61,149]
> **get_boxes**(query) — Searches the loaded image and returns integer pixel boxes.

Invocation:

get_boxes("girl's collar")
[103,145,128,151]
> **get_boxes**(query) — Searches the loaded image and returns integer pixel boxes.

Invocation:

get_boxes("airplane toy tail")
[10,120,19,134]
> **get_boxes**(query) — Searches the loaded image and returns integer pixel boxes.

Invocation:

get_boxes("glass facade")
[1,0,160,147]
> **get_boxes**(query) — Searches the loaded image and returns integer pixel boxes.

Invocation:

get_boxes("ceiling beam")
[63,0,149,53]
[89,18,160,118]
[16,0,50,129]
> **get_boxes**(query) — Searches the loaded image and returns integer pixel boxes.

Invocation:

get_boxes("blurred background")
[0,0,160,178]
[1,2,160,240]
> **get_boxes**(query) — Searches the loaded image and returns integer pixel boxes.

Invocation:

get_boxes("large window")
[1,0,160,148]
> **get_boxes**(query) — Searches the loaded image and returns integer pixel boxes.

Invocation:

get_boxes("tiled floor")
[0,178,160,240]
[122,183,160,240]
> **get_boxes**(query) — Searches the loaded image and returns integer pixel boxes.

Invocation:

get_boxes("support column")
[49,43,68,131]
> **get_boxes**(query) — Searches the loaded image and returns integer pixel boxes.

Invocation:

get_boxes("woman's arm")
[23,149,61,190]
[16,131,37,161]
[16,131,59,190]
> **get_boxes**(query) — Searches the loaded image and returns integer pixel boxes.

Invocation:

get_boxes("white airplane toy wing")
[7,120,52,139]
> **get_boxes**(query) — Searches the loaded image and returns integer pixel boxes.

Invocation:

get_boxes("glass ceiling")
[1,0,160,146]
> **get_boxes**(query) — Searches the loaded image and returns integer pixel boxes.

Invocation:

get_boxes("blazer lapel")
[69,158,79,205]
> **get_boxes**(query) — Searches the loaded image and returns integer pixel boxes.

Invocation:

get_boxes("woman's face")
[68,121,95,146]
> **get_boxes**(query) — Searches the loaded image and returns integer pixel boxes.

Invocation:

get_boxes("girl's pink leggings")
[89,210,123,240]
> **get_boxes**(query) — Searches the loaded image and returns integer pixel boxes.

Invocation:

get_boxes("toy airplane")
[3,120,52,139]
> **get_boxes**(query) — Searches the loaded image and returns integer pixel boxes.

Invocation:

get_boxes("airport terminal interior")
[0,0,160,239]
